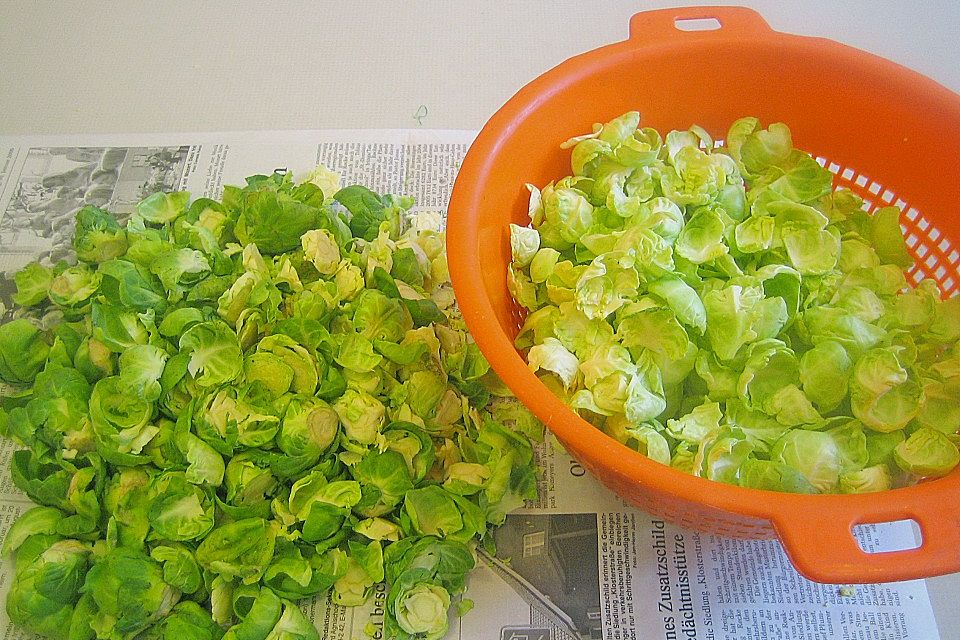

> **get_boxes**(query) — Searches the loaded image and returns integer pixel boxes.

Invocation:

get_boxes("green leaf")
[335,185,389,242]
[13,262,54,307]
[234,190,321,255]
[196,518,277,584]
[403,298,446,327]
[137,191,191,224]
[73,206,128,263]
[391,247,425,287]
[178,321,243,387]
[738,459,816,493]
[6,537,90,640]
[84,547,180,640]
[119,344,168,402]
[0,319,49,384]
[403,486,464,538]
[894,427,959,477]
[869,206,913,268]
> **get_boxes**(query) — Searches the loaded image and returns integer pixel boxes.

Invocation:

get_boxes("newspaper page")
[0,131,942,640]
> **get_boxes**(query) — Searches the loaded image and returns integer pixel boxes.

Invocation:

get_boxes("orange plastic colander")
[446,6,960,584]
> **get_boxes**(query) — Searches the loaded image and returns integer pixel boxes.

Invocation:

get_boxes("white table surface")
[1,0,958,637]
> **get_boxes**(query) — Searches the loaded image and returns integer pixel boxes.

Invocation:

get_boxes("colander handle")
[628,6,773,43]
[772,500,960,584]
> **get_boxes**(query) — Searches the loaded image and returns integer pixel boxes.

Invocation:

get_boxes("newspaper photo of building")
[480,513,604,640]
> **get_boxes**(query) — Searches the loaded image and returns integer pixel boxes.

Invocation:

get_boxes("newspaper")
[0,130,942,640]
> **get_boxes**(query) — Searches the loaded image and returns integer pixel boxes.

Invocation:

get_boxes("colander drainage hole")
[852,519,922,553]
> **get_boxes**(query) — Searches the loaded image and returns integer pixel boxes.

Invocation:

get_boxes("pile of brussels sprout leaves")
[509,111,960,495]
[0,167,543,640]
